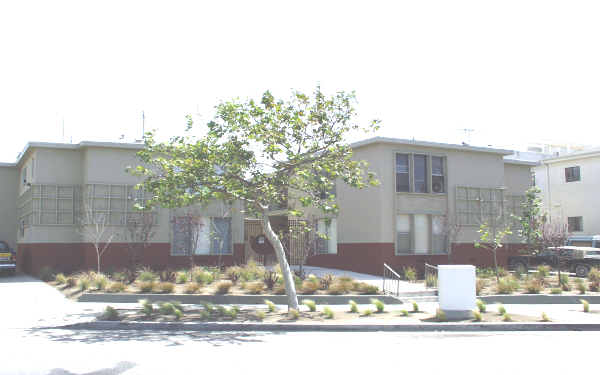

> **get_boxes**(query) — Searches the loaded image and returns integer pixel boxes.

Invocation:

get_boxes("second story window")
[568,216,583,232]
[565,166,580,182]
[396,153,446,194]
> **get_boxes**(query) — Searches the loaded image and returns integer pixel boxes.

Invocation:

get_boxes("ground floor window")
[316,218,337,254]
[568,216,583,232]
[171,216,232,255]
[396,214,447,255]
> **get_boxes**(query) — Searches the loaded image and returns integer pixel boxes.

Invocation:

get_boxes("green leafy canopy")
[130,86,380,217]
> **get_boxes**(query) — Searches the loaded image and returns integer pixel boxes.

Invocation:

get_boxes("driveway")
[0,274,100,329]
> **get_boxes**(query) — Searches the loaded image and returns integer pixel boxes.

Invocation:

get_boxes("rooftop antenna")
[459,128,474,145]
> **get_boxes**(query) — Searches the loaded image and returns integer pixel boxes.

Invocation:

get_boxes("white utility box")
[438,265,476,319]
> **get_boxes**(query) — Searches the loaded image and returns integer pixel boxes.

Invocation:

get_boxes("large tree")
[131,87,379,309]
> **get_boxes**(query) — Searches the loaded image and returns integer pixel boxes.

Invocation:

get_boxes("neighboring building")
[533,148,600,236]
[0,138,534,276]
[306,137,535,275]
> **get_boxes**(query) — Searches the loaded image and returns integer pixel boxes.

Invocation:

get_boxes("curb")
[53,320,600,332]
[479,295,600,305]
[78,293,405,305]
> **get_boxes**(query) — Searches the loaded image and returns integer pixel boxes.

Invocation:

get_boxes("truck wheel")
[575,264,590,278]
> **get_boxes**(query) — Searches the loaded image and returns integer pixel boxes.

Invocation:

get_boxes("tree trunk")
[493,249,499,283]
[96,249,101,274]
[261,211,299,310]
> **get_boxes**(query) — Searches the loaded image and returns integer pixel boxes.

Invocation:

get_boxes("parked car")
[566,235,600,248]
[508,245,600,277]
[0,241,16,276]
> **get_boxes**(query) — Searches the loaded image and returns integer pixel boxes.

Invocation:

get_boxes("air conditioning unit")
[432,182,444,193]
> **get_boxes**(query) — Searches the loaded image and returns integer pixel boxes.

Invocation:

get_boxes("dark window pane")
[414,155,427,193]
[568,217,583,232]
[211,217,232,254]
[565,166,581,182]
[396,154,409,192]
[432,156,443,175]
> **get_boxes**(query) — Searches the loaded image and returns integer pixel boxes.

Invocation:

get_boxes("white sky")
[1,0,599,163]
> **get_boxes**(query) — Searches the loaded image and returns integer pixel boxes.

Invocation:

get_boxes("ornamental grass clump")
[496,277,518,294]
[264,299,277,313]
[541,312,551,322]
[497,304,506,315]
[139,299,154,317]
[215,280,233,294]
[349,300,358,313]
[302,299,317,312]
[93,273,109,291]
[581,299,590,313]
[323,306,334,319]
[370,298,385,313]
[576,278,588,294]
[436,309,447,322]
[77,275,91,292]
[476,299,486,313]
[225,266,242,283]
[476,278,486,296]
[400,309,409,317]
[184,282,201,294]
[536,265,550,280]
[411,301,419,313]
[137,267,158,282]
[502,313,512,322]
[300,279,320,295]
[550,288,562,295]
[138,281,155,293]
[425,273,437,288]
[107,281,126,293]
[587,268,600,291]
[192,268,214,285]
[55,273,67,285]
[100,306,120,321]
[157,282,175,293]
[66,277,76,288]
[245,281,265,294]
[288,308,300,320]
[175,271,189,284]
[525,279,543,294]
[327,281,350,295]
[472,310,482,322]
[403,266,417,282]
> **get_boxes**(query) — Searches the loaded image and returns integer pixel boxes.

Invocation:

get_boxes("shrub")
[590,281,600,292]
[477,267,495,279]
[158,302,176,315]
[588,267,600,284]
[113,269,135,284]
[436,309,447,322]
[158,282,175,293]
[77,275,91,291]
[225,266,242,283]
[93,273,109,291]
[303,299,317,312]
[536,265,550,279]
[349,300,358,313]
[425,273,437,288]
[541,312,551,322]
[581,299,590,313]
[175,271,189,284]
[476,299,486,313]
[38,266,55,282]
[525,279,543,294]
[273,283,286,295]
[300,280,319,294]
[403,267,417,282]
[255,310,266,320]
[139,299,154,317]
[411,301,419,313]
[502,313,512,322]
[107,281,126,293]
[226,306,239,319]
[328,281,351,295]
[100,306,120,321]
[354,282,379,294]
[137,267,157,282]
[240,260,265,282]
[245,281,265,294]
[263,271,280,290]
[184,282,201,294]
[559,273,570,286]
[370,298,385,313]
[159,269,175,282]
[497,267,508,277]
[576,279,588,294]
[476,278,486,296]
[215,280,233,294]
[550,288,562,295]
[362,309,373,316]
[323,306,334,319]
[288,308,300,320]
[192,268,214,285]
[472,310,482,322]
[201,302,215,314]
[138,281,155,293]
[497,304,506,315]
[66,277,77,288]
[264,299,276,313]
[173,308,183,320]
[400,309,409,317]
[320,274,335,290]
[55,273,67,285]
[496,277,518,294]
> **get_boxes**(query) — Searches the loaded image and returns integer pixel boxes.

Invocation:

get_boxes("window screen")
[396,214,411,254]
[414,155,428,193]
[396,154,410,192]
[565,166,581,182]
[432,156,444,193]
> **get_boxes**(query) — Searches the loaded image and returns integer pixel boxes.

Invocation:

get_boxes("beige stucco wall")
[504,163,532,195]
[34,148,82,186]
[83,147,143,185]
[534,154,600,235]
[0,166,18,249]
[335,141,530,246]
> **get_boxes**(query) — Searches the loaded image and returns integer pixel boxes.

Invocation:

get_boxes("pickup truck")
[508,245,600,277]
[0,241,16,276]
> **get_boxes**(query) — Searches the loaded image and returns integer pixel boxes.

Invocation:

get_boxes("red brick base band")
[306,242,528,276]
[17,243,246,276]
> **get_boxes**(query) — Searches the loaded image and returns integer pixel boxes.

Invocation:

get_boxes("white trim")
[351,136,514,155]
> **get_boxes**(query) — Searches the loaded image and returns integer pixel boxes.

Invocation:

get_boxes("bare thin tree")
[80,203,118,273]
[124,210,156,269]
[442,215,462,263]
[540,218,570,286]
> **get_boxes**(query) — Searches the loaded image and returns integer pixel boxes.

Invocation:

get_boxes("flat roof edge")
[503,159,538,166]
[350,136,514,155]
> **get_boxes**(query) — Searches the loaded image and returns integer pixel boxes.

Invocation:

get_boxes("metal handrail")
[382,263,403,297]
[424,263,438,289]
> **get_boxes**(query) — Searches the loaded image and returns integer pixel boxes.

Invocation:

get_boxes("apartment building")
[306,137,535,275]
[0,137,534,276]
[534,148,600,236]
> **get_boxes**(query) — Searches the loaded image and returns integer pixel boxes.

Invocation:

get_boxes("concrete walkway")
[290,265,430,294]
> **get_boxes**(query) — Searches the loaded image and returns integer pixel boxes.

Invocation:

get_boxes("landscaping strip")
[54,320,600,332]
[78,293,402,305]
[479,294,600,305]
